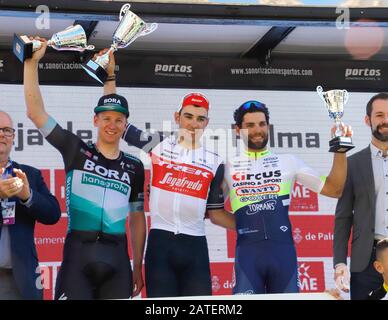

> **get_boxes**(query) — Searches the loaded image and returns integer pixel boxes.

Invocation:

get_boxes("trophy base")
[329,136,355,153]
[13,34,33,63]
[81,60,107,84]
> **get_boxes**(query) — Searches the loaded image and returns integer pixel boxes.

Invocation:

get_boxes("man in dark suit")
[334,93,388,300]
[0,110,61,299]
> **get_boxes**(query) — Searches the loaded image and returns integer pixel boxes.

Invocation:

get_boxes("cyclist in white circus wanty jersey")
[227,100,353,295]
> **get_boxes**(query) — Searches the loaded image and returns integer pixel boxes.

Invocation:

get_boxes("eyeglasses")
[0,127,15,137]
[240,100,266,110]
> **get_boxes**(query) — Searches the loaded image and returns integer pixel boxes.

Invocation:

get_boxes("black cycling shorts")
[55,230,133,300]
[145,229,211,298]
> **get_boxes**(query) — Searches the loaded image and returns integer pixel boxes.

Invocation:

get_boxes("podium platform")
[141,292,337,300]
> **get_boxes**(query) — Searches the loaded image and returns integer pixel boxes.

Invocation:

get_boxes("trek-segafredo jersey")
[40,117,145,235]
[225,149,324,245]
[123,124,224,236]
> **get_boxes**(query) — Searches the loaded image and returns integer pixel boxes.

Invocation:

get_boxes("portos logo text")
[345,68,381,77]
[155,64,192,73]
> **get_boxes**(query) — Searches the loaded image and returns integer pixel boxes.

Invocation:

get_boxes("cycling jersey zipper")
[174,148,191,234]
[257,157,268,240]
[100,186,107,236]
[99,158,109,236]
[261,214,268,240]
[173,148,185,234]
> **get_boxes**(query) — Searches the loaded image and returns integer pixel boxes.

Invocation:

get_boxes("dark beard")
[247,135,269,150]
[372,124,388,142]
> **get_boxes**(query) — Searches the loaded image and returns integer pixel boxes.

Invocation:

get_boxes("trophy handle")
[316,85,323,97]
[343,90,349,105]
[140,23,158,37]
[316,85,326,103]
[124,22,158,46]
[119,3,131,21]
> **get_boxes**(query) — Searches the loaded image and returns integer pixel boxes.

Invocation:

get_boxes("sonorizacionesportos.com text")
[230,67,313,77]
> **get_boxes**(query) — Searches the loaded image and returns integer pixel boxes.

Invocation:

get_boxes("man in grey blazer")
[334,92,388,300]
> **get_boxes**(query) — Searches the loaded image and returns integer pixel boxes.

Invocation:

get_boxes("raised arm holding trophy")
[82,3,158,84]
[13,24,95,63]
[317,86,355,153]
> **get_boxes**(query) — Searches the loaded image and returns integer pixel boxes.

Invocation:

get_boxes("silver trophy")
[317,86,354,153]
[13,25,95,63]
[82,3,158,84]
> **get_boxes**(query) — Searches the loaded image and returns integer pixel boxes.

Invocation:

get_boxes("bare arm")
[129,211,146,297]
[320,153,347,198]
[103,49,117,95]
[207,209,235,230]
[320,123,353,198]
[23,37,50,128]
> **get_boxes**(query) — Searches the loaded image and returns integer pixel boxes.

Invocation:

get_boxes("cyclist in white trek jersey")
[101,49,235,297]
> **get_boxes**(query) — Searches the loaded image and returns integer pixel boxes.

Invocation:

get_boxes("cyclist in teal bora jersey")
[225,101,353,295]
[23,37,146,300]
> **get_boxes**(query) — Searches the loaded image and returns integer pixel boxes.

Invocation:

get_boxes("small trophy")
[317,86,355,153]
[82,3,158,84]
[13,25,95,63]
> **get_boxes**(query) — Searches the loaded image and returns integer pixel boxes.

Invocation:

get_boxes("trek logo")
[232,170,281,181]
[83,159,130,184]
[155,64,192,74]
[103,97,121,105]
[157,160,210,178]
[345,68,381,78]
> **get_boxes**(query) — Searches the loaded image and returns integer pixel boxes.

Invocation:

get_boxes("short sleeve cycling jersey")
[40,117,145,235]
[225,149,324,245]
[123,124,224,236]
